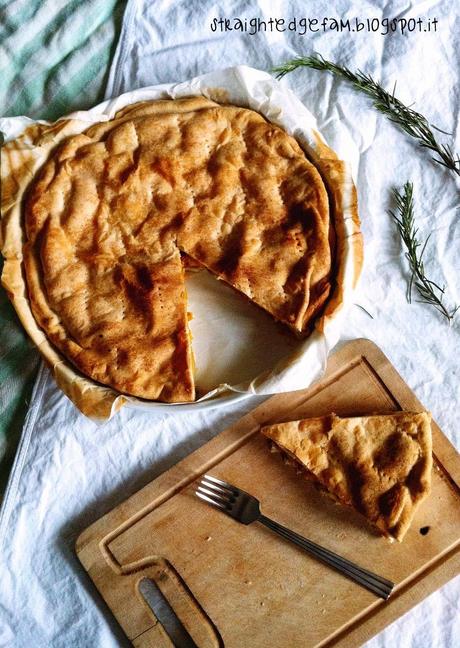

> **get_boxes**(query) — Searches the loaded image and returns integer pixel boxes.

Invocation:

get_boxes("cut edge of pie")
[0,94,362,418]
[261,411,432,541]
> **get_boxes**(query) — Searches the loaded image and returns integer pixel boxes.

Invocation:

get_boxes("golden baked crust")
[261,412,432,541]
[22,97,333,401]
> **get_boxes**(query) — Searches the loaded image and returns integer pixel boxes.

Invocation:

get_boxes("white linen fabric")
[1,1,459,647]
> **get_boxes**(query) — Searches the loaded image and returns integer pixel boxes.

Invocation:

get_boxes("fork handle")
[258,515,394,600]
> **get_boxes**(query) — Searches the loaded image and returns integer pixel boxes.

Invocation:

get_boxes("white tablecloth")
[1,1,459,646]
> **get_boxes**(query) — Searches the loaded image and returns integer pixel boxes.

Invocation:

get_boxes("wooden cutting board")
[76,339,460,647]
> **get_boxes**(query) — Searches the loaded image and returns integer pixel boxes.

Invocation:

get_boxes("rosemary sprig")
[389,182,458,323]
[273,55,460,177]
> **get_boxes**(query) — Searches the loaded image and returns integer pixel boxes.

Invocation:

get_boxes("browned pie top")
[261,412,432,541]
[23,97,332,401]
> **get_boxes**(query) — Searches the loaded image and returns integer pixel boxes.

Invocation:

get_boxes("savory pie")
[20,97,338,401]
[261,412,432,541]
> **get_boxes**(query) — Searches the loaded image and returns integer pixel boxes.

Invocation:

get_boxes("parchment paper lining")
[0,66,362,420]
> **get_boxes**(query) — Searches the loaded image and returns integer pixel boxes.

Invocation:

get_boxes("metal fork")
[195,474,394,600]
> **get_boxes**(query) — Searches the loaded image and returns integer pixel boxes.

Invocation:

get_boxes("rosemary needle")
[273,55,460,177]
[389,182,458,323]
[354,304,374,319]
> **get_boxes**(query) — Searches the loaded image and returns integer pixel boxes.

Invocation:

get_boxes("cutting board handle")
[101,556,223,647]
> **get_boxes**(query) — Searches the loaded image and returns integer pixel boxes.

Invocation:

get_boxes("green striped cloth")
[0,0,126,494]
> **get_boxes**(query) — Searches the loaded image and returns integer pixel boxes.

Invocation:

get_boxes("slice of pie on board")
[261,411,432,541]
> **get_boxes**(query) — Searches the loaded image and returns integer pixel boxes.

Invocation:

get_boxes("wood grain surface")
[76,339,460,647]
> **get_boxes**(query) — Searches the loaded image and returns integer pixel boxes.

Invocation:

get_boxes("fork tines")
[195,474,237,512]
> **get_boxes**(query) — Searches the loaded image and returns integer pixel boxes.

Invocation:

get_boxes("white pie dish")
[0,65,362,419]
